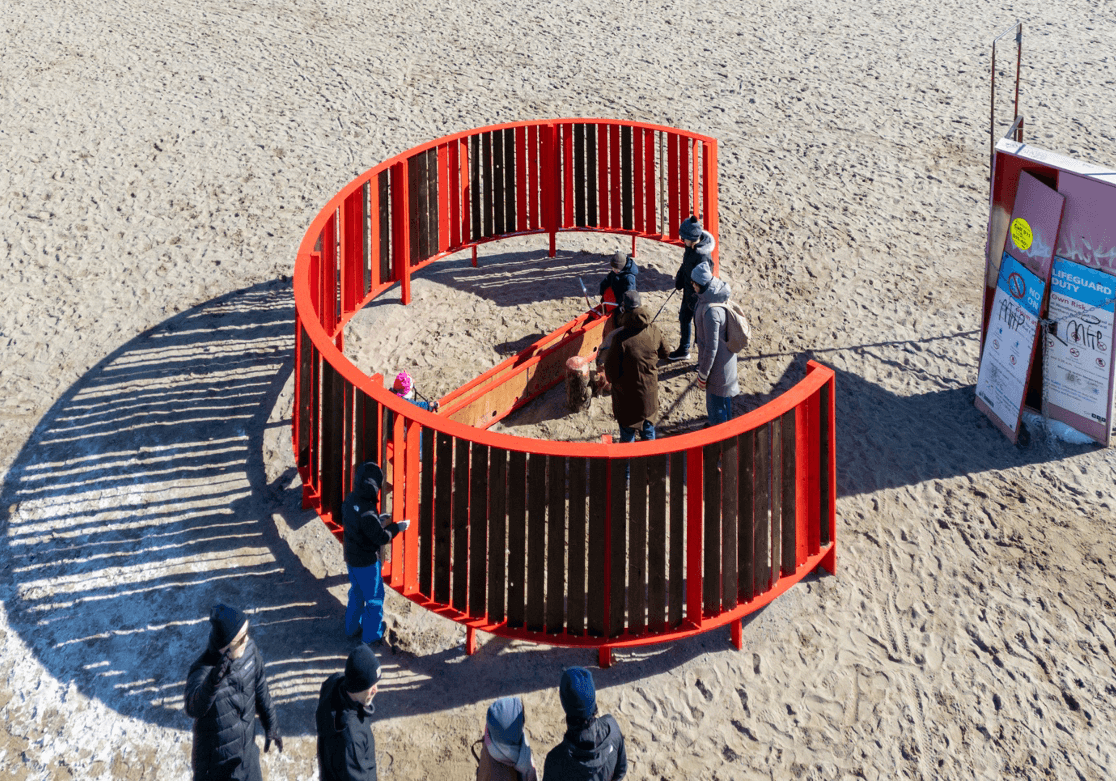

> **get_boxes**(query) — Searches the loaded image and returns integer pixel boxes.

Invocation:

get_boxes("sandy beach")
[3,0,1116,778]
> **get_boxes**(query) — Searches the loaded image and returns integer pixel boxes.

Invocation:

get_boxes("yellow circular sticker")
[1011,217,1033,252]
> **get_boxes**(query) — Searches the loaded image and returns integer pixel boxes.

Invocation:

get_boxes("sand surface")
[3,0,1116,778]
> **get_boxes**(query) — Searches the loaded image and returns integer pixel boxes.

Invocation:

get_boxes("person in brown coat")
[602,290,670,442]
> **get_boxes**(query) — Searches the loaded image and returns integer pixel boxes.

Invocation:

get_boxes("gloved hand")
[396,519,411,533]
[697,374,708,390]
[431,401,440,412]
[216,654,233,680]
[265,731,283,754]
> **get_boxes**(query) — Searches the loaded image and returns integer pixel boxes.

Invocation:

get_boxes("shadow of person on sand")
[0,277,777,739]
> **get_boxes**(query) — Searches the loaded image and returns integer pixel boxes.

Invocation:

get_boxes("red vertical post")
[404,412,421,594]
[609,124,621,229]
[679,138,690,224]
[600,434,612,643]
[527,125,540,230]
[692,140,700,224]
[822,371,837,574]
[449,142,461,249]
[322,212,338,339]
[644,130,656,237]
[389,409,406,588]
[667,134,679,239]
[369,175,381,289]
[702,141,719,269]
[632,127,644,235]
[563,123,575,229]
[516,126,528,233]
[459,138,471,247]
[685,445,703,625]
[731,619,743,650]
[466,626,478,655]
[391,160,412,305]
[597,122,610,228]
[546,124,559,257]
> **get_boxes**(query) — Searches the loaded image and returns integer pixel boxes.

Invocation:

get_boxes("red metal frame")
[293,120,836,665]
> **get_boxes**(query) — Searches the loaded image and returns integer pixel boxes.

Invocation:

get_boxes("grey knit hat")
[679,216,702,242]
[611,251,628,271]
[690,261,713,287]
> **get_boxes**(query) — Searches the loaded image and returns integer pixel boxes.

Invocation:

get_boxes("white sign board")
[975,253,1045,440]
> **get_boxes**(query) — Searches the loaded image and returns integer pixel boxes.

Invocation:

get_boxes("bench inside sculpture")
[292,120,837,665]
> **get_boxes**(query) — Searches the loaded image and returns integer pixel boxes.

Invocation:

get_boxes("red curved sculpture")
[293,119,836,666]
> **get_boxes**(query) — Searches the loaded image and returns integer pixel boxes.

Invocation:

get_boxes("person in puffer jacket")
[317,645,383,781]
[669,215,716,362]
[691,262,740,427]
[185,604,281,781]
[343,461,411,645]
[543,668,628,781]
[599,251,639,308]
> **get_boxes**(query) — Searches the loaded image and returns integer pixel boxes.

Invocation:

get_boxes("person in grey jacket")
[691,262,739,427]
[185,604,281,781]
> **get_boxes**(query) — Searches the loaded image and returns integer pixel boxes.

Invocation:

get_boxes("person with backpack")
[691,261,740,427]
[668,215,716,362]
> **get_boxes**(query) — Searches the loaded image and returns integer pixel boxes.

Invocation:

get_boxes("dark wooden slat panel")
[819,382,831,547]
[586,124,598,227]
[770,417,783,592]
[608,459,627,638]
[341,384,354,508]
[738,429,755,603]
[628,456,648,635]
[646,453,667,632]
[753,424,772,596]
[668,451,685,627]
[452,438,471,611]
[702,441,720,615]
[326,366,347,520]
[587,458,608,637]
[297,328,313,471]
[482,132,495,238]
[419,427,435,595]
[426,147,439,261]
[621,125,633,230]
[546,455,567,634]
[504,128,516,232]
[469,442,489,617]
[506,450,527,628]
[434,432,454,605]
[378,171,391,283]
[470,134,482,242]
[721,435,739,610]
[567,456,587,636]
[487,448,508,623]
[781,410,797,577]
[526,453,547,632]
[408,151,424,266]
[574,124,586,227]
[492,129,505,236]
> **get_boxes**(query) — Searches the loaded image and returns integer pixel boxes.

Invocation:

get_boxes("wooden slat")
[341,383,354,515]
[488,448,508,623]
[322,213,337,333]
[609,124,621,229]
[322,364,343,520]
[361,181,371,294]
[586,124,598,227]
[608,458,626,638]
[492,129,505,236]
[667,134,679,239]
[819,381,831,549]
[546,455,566,634]
[587,458,608,637]
[469,442,489,616]
[770,417,783,592]
[470,134,482,241]
[506,450,527,628]
[437,144,450,253]
[679,136,691,221]
[621,124,633,231]
[668,451,685,627]
[297,328,313,472]
[567,456,587,636]
[628,455,647,635]
[526,453,547,632]
[753,424,772,595]
[419,427,435,595]
[515,126,528,233]
[632,127,644,234]
[482,132,494,238]
[781,409,797,577]
[721,434,739,610]
[597,122,609,227]
[646,453,667,632]
[426,147,439,259]
[527,125,540,229]
[644,130,656,235]
[377,171,390,283]
[504,128,516,232]
[308,339,319,491]
[408,150,423,266]
[573,123,586,227]
[738,429,755,603]
[452,437,471,610]
[702,441,720,614]
[434,432,453,604]
[449,141,462,247]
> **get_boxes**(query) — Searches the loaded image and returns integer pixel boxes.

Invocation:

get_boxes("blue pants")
[678,300,696,350]
[706,393,733,427]
[618,420,656,442]
[345,560,385,643]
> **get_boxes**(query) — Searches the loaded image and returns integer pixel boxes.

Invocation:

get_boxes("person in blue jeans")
[341,461,410,646]
[691,262,739,427]
[669,215,716,362]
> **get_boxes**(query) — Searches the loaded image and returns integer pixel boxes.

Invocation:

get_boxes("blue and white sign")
[1044,257,1116,429]
[975,253,1046,436]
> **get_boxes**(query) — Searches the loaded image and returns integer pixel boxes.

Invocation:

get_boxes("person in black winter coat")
[317,644,384,781]
[543,668,628,781]
[599,251,639,309]
[669,215,716,362]
[185,604,282,781]
[343,461,411,644]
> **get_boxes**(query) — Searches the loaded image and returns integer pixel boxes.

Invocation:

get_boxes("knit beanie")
[611,251,628,271]
[392,371,414,396]
[209,604,248,649]
[679,216,702,243]
[344,645,383,692]
[619,289,641,312]
[559,667,597,720]
[354,461,383,500]
[691,261,714,287]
